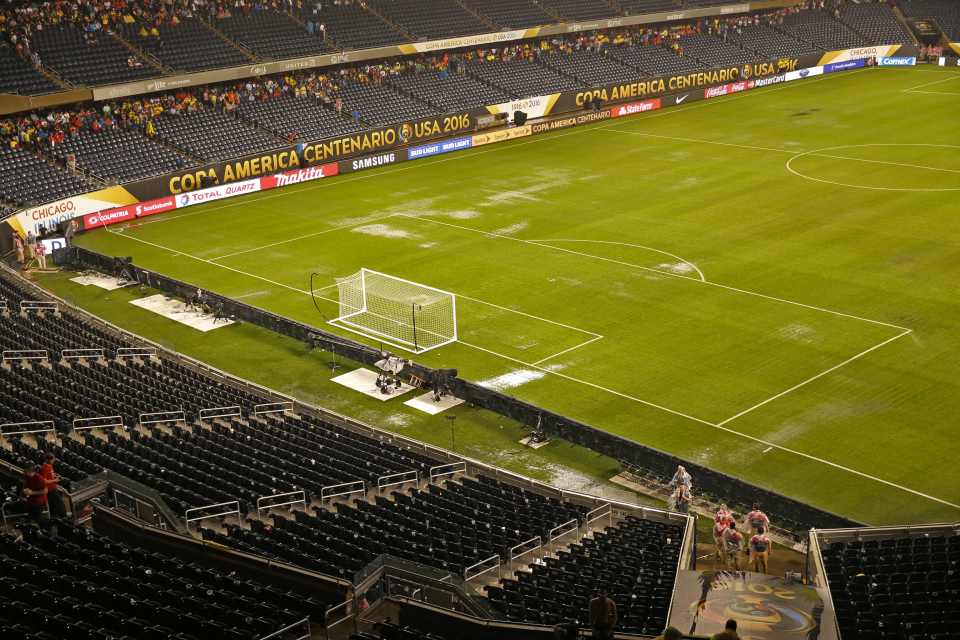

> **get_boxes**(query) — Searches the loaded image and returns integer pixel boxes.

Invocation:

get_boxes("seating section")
[203,474,588,578]
[461,0,554,28]
[237,94,364,143]
[616,0,679,15]
[0,146,92,208]
[538,0,619,21]
[486,516,682,633]
[0,46,61,95]
[821,534,960,639]
[678,33,760,67]
[214,11,330,60]
[899,0,960,40]
[152,110,285,162]
[0,523,333,640]
[366,0,491,40]
[30,25,160,87]
[49,127,190,182]
[388,70,514,112]
[466,58,584,98]
[779,9,869,51]
[120,16,252,71]
[610,43,707,76]
[724,24,822,58]
[543,49,642,87]
[300,2,405,50]
[337,80,440,127]
[841,3,915,44]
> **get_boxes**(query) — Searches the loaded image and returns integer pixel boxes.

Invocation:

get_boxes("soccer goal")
[329,268,457,354]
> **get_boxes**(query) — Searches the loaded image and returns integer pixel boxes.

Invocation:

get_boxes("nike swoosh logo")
[676,95,688,104]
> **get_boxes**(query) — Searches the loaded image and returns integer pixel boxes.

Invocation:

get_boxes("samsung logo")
[352,153,397,171]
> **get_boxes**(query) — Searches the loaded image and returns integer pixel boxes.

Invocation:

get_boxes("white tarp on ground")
[403,391,464,415]
[70,274,135,291]
[331,368,414,401]
[129,294,234,332]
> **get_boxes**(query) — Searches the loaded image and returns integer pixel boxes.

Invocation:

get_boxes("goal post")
[330,268,457,354]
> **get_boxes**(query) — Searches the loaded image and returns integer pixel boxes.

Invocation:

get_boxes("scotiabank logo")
[610,99,662,118]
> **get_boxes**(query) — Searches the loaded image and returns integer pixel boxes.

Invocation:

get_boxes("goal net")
[331,268,457,353]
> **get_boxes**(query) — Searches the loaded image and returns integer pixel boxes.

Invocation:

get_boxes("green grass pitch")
[68,66,960,526]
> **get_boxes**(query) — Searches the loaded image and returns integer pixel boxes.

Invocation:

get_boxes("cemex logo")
[877,56,916,66]
[610,99,661,118]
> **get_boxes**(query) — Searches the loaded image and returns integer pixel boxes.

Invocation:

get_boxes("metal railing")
[117,347,157,358]
[507,536,542,571]
[0,299,6,312]
[584,503,613,533]
[1,420,56,437]
[73,415,124,432]
[2,349,49,362]
[321,480,365,502]
[138,410,186,426]
[463,554,500,582]
[199,405,242,421]
[259,617,311,640]
[377,469,419,494]
[548,519,579,545]
[20,300,58,312]
[322,599,354,636]
[429,461,466,481]
[254,401,294,415]
[61,348,105,360]
[257,490,307,516]
[185,500,241,524]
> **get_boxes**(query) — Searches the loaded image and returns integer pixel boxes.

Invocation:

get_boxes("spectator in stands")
[21,463,48,522]
[670,464,692,490]
[34,238,47,269]
[655,627,683,640]
[745,502,770,535]
[41,452,65,518]
[749,527,772,574]
[589,587,617,640]
[674,482,691,514]
[723,522,744,571]
[712,619,741,640]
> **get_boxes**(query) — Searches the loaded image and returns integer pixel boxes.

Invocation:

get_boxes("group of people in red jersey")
[713,502,772,573]
[20,453,66,525]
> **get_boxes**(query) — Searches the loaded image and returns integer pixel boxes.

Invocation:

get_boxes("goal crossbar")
[330,268,457,354]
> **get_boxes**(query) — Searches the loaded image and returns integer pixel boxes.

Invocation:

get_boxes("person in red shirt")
[41,453,66,519]
[713,504,734,565]
[749,527,772,574]
[722,522,744,571]
[22,463,48,522]
[745,503,770,535]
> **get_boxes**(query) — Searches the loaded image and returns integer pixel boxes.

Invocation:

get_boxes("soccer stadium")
[1,0,958,638]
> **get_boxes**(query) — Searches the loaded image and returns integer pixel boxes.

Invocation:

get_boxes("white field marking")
[457,292,600,338]
[786,144,960,192]
[209,213,397,261]
[528,238,706,282]
[113,67,870,234]
[530,334,603,366]
[904,89,960,96]
[902,73,960,92]
[104,224,956,511]
[399,214,911,332]
[602,130,960,178]
[717,328,912,427]
[455,337,960,513]
[477,369,545,391]
[107,227,312,295]
[762,446,773,453]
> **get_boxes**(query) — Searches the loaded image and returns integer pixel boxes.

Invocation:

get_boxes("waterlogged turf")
[74,67,960,525]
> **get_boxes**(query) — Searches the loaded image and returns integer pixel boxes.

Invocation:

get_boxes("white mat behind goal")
[71,274,135,291]
[331,368,415,401]
[130,294,234,332]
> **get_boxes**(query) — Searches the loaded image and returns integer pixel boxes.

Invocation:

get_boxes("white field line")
[603,130,960,175]
[531,335,604,366]
[902,74,960,92]
[905,89,960,96]
[104,225,957,512]
[457,292,600,338]
[716,328,913,427]
[527,238,706,282]
[209,213,397,261]
[399,214,911,332]
[456,338,960,513]
[114,67,869,234]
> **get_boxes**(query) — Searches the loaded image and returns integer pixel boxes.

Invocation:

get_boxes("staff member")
[749,527,772,574]
[745,503,770,535]
[41,453,66,519]
[723,522,744,571]
[713,504,733,565]
[589,588,617,640]
[22,463,48,522]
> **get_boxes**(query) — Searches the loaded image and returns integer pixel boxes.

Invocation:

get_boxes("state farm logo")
[612,99,661,118]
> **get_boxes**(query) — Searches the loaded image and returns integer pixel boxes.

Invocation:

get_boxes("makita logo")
[274,165,330,186]
[352,153,396,171]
